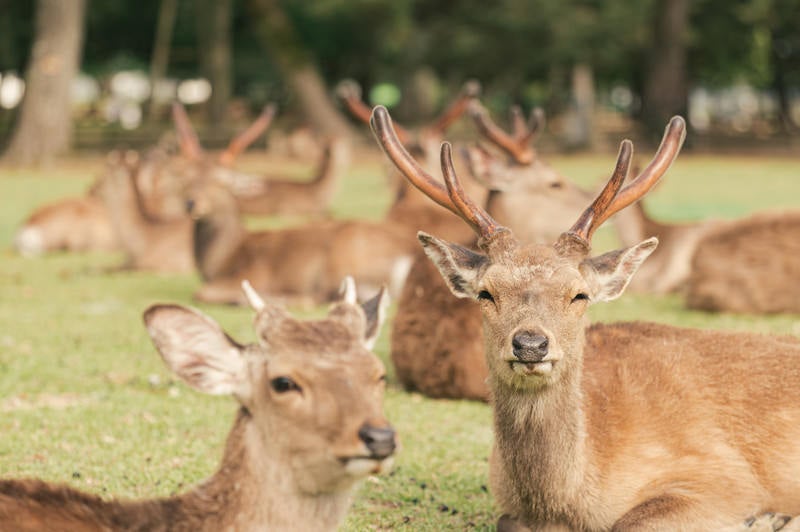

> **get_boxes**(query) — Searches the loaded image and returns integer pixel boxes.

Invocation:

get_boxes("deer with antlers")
[372,105,800,530]
[388,102,592,401]
[12,104,272,258]
[0,279,396,531]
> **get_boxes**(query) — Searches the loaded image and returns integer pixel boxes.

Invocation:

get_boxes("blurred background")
[0,0,798,167]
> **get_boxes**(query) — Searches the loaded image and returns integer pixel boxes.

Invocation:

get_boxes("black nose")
[512,331,549,361]
[185,198,195,213]
[358,423,396,459]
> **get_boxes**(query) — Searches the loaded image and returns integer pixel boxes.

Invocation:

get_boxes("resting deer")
[0,279,396,531]
[185,177,417,306]
[387,102,592,401]
[372,105,800,530]
[12,105,271,258]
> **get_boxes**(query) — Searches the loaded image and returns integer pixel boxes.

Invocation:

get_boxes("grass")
[0,149,799,530]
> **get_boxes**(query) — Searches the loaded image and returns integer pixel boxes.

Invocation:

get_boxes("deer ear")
[462,144,514,190]
[143,305,249,399]
[580,238,658,302]
[418,232,489,299]
[360,286,390,350]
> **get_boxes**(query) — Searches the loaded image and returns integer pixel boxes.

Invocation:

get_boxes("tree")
[248,0,356,138]
[3,0,87,166]
[196,0,233,126]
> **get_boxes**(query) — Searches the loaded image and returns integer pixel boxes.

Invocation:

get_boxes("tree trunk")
[2,0,87,166]
[148,0,179,121]
[641,0,689,139]
[248,0,356,138]
[196,0,233,127]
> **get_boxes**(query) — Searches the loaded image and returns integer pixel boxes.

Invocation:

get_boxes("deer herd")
[4,80,800,531]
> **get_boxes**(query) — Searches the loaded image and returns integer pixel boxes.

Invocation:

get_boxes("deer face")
[420,231,657,389]
[143,285,396,495]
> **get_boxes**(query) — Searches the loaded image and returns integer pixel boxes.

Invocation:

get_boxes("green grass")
[0,150,799,529]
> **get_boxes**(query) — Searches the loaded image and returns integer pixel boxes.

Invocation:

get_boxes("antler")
[424,80,482,136]
[370,105,504,240]
[469,101,546,165]
[566,116,686,242]
[218,104,277,166]
[337,80,413,145]
[172,102,204,160]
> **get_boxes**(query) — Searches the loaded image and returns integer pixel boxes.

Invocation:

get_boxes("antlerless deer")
[0,279,396,531]
[372,105,800,531]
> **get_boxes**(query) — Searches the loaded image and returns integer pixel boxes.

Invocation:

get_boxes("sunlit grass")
[0,149,799,530]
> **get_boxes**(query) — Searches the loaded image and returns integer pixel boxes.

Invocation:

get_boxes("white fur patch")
[14,226,45,257]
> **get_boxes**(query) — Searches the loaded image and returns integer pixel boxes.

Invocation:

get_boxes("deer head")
[371,105,685,389]
[144,279,395,494]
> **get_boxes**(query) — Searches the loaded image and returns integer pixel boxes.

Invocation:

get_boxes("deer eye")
[477,290,495,303]
[549,181,564,189]
[571,292,590,304]
[271,376,301,394]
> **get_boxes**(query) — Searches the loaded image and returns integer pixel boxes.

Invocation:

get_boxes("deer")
[185,176,418,306]
[0,279,396,531]
[388,102,592,401]
[12,104,272,258]
[372,104,800,531]
[685,210,800,314]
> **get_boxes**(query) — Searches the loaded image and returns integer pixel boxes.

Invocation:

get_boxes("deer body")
[187,179,417,305]
[372,106,800,529]
[234,138,350,217]
[0,282,395,531]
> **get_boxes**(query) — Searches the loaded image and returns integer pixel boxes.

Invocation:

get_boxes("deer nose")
[358,423,396,459]
[512,331,549,362]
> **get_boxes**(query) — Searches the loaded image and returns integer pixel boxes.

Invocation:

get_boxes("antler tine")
[426,79,482,135]
[171,102,204,160]
[567,140,633,241]
[519,107,545,145]
[370,105,459,216]
[440,142,504,239]
[218,104,277,166]
[338,81,412,145]
[469,101,535,165]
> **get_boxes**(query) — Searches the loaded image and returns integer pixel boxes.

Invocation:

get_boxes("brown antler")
[218,104,277,166]
[567,116,686,242]
[370,105,503,240]
[469,101,536,165]
[338,80,412,145]
[510,106,545,147]
[172,102,204,160]
[425,80,482,136]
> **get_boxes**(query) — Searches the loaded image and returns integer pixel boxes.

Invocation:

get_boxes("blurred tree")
[196,0,234,126]
[3,0,87,165]
[641,0,689,137]
[148,0,179,120]
[248,0,356,137]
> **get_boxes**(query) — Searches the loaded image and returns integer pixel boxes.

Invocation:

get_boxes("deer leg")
[194,280,249,306]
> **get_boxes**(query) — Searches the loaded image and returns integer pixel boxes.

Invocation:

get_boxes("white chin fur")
[511,360,553,377]
[14,227,45,257]
[344,456,394,477]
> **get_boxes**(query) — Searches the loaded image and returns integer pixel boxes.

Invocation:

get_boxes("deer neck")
[488,332,591,523]
[104,174,154,256]
[120,409,353,531]
[192,207,246,280]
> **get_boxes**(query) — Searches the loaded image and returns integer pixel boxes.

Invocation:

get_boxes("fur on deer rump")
[373,105,800,529]
[686,210,800,314]
[0,280,395,532]
[387,102,592,402]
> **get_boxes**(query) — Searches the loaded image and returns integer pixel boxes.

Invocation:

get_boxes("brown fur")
[234,137,350,217]
[390,136,592,401]
[686,210,800,314]
[0,291,394,531]
[186,179,418,305]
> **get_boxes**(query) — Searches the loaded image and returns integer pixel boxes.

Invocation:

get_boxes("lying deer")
[12,104,271,258]
[0,279,396,531]
[372,105,800,530]
[185,177,418,305]
[388,102,592,401]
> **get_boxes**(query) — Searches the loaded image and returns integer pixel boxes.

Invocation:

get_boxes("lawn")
[0,147,799,530]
